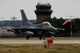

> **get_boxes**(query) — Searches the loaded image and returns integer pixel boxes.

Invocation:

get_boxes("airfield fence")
[0,34,16,38]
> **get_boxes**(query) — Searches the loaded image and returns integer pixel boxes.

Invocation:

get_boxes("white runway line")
[0,40,80,44]
[54,40,80,44]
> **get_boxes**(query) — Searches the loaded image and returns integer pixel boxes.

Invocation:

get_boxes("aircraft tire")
[26,35,29,40]
[43,36,45,40]
[39,37,42,40]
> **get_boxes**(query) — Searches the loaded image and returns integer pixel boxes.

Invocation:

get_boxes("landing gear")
[39,36,42,40]
[43,35,45,40]
[37,31,43,40]
[26,35,29,40]
[39,35,45,40]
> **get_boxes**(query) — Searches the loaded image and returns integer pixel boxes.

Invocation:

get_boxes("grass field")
[0,44,80,53]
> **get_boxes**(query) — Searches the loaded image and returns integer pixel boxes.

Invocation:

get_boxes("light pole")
[65,16,73,37]
[70,22,72,36]
[68,16,77,37]
[11,16,17,26]
[1,17,4,28]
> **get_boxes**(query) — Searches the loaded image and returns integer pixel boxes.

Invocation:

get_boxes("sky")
[0,0,80,20]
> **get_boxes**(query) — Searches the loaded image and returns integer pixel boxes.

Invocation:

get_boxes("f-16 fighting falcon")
[5,10,64,40]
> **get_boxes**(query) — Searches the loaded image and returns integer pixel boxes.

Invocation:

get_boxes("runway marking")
[0,40,80,44]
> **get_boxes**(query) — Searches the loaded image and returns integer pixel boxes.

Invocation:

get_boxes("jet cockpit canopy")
[42,21,51,26]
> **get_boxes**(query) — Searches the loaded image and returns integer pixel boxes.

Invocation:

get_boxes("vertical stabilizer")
[20,9,28,22]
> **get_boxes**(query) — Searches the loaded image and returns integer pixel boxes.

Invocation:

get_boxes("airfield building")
[34,3,53,23]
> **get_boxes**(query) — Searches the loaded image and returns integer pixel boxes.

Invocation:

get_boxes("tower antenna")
[38,0,49,4]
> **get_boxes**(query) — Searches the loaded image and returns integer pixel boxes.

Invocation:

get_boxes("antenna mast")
[38,0,49,3]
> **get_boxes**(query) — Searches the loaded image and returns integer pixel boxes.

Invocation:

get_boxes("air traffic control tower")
[34,3,53,23]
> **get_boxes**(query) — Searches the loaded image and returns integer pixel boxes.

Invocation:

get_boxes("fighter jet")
[6,9,64,39]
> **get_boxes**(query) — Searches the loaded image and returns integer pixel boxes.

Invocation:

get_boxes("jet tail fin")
[20,9,28,22]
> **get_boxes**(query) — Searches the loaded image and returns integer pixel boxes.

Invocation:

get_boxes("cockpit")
[42,21,51,26]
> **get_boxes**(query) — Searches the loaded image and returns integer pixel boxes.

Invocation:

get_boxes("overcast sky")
[0,0,80,20]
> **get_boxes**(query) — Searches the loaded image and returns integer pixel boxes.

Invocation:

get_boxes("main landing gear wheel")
[39,36,42,40]
[43,35,45,40]
[26,35,29,40]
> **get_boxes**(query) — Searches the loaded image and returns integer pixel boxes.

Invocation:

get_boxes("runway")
[0,40,80,44]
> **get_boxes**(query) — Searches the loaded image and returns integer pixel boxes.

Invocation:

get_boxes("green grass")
[0,44,80,53]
